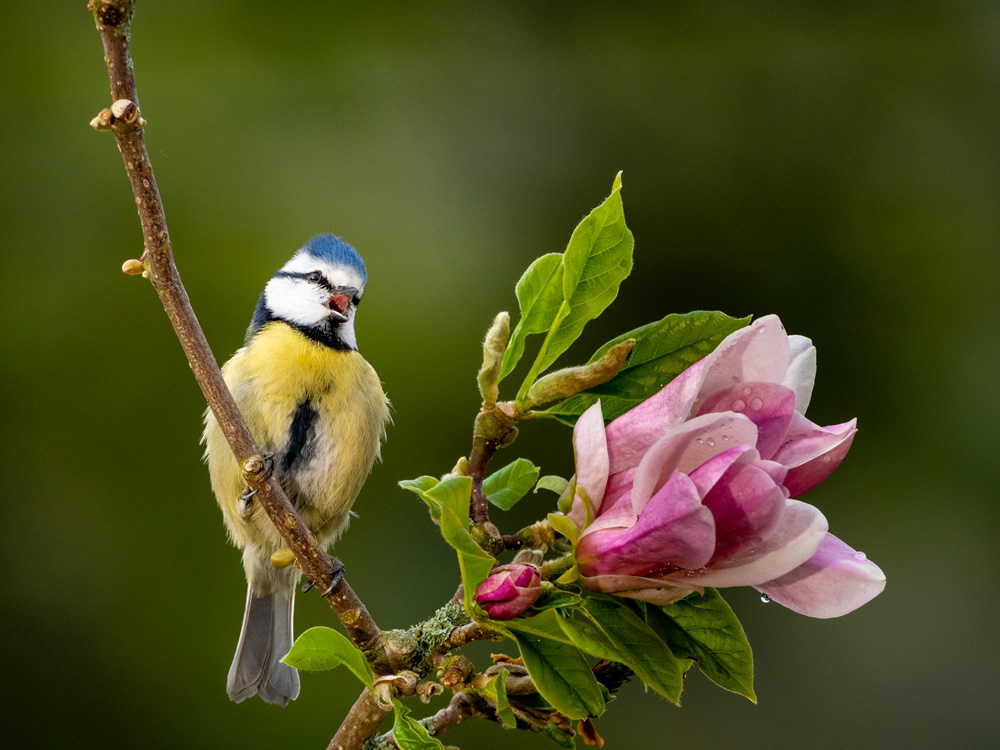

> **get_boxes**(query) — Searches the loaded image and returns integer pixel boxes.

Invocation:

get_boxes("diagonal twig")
[87,0,382,653]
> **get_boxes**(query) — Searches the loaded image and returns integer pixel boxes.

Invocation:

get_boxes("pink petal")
[598,467,637,516]
[774,413,857,497]
[605,358,710,474]
[664,499,828,588]
[476,574,519,603]
[697,382,797,459]
[756,533,886,618]
[577,471,715,576]
[692,315,791,414]
[699,461,787,560]
[784,335,817,413]
[579,573,699,605]
[569,401,610,527]
[630,412,758,515]
[582,490,638,535]
[685,444,754,497]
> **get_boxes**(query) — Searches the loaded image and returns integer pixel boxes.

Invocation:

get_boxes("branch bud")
[438,654,474,689]
[121,258,145,275]
[89,0,134,29]
[270,549,296,569]
[477,312,510,407]
[90,108,113,131]
[524,339,634,409]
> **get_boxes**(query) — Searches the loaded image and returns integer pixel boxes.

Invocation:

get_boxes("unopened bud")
[270,549,296,569]
[525,339,634,409]
[90,108,113,131]
[478,312,510,406]
[475,563,541,620]
[121,258,145,275]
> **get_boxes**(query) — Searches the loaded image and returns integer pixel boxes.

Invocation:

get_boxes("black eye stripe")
[274,270,334,291]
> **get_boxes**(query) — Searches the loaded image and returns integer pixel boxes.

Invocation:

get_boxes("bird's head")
[250,234,368,350]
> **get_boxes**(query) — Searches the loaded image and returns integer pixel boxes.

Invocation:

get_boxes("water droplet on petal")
[742,386,753,396]
[732,399,746,411]
[854,551,867,561]
[750,398,764,410]
[760,594,771,604]
[696,437,704,444]
[721,434,730,442]
[706,438,716,447]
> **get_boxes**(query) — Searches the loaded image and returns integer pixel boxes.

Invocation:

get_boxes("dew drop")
[853,551,867,561]
[706,438,716,447]
[750,398,764,410]
[760,594,771,604]
[721,434,730,442]
[696,438,704,445]
[742,386,753,396]
[732,399,746,411]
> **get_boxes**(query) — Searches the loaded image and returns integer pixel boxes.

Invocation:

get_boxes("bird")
[202,234,389,706]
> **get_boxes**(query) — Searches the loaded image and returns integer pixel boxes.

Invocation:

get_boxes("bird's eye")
[307,272,322,283]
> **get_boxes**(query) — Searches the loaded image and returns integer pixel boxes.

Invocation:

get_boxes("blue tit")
[202,234,389,706]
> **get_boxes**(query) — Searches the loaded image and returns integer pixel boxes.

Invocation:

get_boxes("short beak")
[328,286,359,322]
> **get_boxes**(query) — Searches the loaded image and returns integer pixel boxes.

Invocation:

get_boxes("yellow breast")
[203,322,389,551]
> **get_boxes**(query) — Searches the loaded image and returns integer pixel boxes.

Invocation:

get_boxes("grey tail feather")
[227,586,300,706]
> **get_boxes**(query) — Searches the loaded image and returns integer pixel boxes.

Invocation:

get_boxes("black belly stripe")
[282,399,319,474]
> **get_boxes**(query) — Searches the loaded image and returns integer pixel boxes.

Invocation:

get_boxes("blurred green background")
[2,1,997,747]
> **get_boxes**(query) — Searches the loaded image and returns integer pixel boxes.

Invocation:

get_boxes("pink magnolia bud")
[475,564,541,620]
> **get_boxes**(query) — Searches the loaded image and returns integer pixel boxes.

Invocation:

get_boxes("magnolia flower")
[475,563,541,620]
[570,315,885,618]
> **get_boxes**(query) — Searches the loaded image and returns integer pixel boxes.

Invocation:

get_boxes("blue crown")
[301,234,367,284]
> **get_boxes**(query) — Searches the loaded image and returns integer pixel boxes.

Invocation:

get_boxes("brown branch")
[372,691,491,749]
[87,0,380,653]
[467,402,519,529]
[442,621,503,651]
[328,689,392,750]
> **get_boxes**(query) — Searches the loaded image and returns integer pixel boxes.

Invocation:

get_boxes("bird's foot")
[302,557,345,595]
[238,455,274,517]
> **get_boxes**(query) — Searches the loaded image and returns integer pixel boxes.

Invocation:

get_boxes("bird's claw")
[237,487,257,517]
[238,455,275,517]
[302,558,345,596]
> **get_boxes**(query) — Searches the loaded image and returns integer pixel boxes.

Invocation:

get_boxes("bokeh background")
[2,2,997,748]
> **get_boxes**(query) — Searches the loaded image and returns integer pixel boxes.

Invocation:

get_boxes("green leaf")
[424,476,496,615]
[500,253,566,381]
[483,459,541,511]
[560,597,687,704]
[516,174,634,404]
[399,476,443,520]
[546,512,579,546]
[283,626,374,688]
[544,723,577,749]
[535,475,569,496]
[504,610,605,720]
[532,583,584,611]
[392,700,446,750]
[538,311,751,424]
[641,589,756,702]
[481,669,517,728]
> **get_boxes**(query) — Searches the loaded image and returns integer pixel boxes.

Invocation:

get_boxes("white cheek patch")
[264,276,329,327]
[338,316,358,350]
